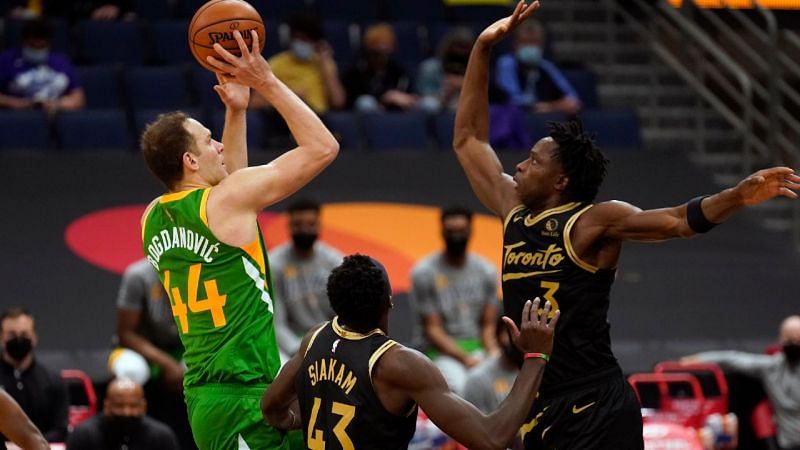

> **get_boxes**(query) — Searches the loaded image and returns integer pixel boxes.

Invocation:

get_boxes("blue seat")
[134,108,203,137]
[446,5,512,28]
[125,66,191,109]
[76,65,121,108]
[210,109,267,150]
[363,112,430,151]
[563,69,599,109]
[76,21,143,65]
[152,21,193,64]
[523,111,567,143]
[135,0,172,20]
[434,112,454,151]
[56,109,132,151]
[259,0,308,23]
[386,0,446,24]
[263,20,284,58]
[3,19,70,53]
[0,111,51,150]
[389,22,424,73]
[316,0,381,23]
[323,21,357,66]
[580,109,642,150]
[189,66,220,109]
[323,111,361,150]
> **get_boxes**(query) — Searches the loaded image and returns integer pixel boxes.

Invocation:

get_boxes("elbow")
[320,139,339,163]
[453,128,474,154]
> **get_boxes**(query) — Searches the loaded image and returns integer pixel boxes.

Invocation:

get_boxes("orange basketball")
[188,0,266,72]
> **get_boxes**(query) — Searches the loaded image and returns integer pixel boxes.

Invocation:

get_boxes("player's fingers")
[541,300,552,324]
[233,30,251,58]
[510,0,525,23]
[250,29,261,55]
[212,43,241,66]
[529,298,540,326]
[521,299,533,327]
[520,0,540,20]
[786,173,800,183]
[780,187,798,199]
[502,316,520,338]
[206,55,237,74]
[547,309,561,329]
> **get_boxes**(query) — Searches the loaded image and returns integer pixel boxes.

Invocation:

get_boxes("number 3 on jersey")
[163,264,227,334]
[539,280,560,318]
[307,397,355,450]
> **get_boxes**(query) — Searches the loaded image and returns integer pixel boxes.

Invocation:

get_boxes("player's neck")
[443,251,467,267]
[173,174,212,193]
[292,246,314,259]
[527,196,568,216]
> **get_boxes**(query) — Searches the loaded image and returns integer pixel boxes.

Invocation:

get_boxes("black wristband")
[687,195,717,233]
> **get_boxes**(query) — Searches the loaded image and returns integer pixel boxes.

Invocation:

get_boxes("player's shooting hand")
[503,297,559,356]
[477,0,540,48]
[213,73,250,112]
[208,30,274,89]
[735,166,800,206]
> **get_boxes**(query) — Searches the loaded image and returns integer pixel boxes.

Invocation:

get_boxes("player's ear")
[183,151,199,170]
[555,174,569,193]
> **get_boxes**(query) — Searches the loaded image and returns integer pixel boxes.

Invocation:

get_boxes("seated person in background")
[684,315,800,450]
[416,27,475,112]
[66,378,179,450]
[0,307,68,443]
[0,19,85,115]
[251,13,345,114]
[343,23,416,111]
[112,258,196,450]
[0,389,49,450]
[410,206,499,395]
[494,20,580,114]
[270,198,343,357]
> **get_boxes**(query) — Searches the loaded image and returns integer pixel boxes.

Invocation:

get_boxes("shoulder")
[126,258,156,277]
[315,242,344,261]
[269,243,292,262]
[411,254,440,277]
[373,344,438,387]
[468,254,496,274]
[70,414,102,436]
[142,416,177,437]
[581,200,640,223]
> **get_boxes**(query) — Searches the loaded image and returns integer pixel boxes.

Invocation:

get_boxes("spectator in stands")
[416,27,474,112]
[270,198,343,357]
[0,19,85,115]
[464,315,519,413]
[494,20,581,114]
[66,377,179,450]
[0,389,49,450]
[410,206,499,395]
[2,0,134,21]
[343,23,416,111]
[251,13,345,114]
[684,315,800,450]
[111,258,197,450]
[0,307,68,443]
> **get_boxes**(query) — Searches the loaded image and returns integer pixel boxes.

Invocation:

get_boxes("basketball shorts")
[185,384,288,450]
[521,369,643,450]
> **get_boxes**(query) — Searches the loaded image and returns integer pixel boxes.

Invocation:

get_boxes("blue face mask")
[22,47,49,64]
[291,40,315,61]
[516,45,542,66]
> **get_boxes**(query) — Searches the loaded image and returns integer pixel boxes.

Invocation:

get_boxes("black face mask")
[5,336,32,361]
[104,415,143,438]
[444,235,468,257]
[783,343,800,366]
[292,232,318,251]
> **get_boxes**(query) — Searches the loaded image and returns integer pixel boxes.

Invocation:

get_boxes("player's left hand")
[213,73,250,111]
[477,0,539,48]
[735,167,800,206]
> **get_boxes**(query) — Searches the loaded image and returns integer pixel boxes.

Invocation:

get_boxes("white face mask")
[516,45,542,66]
[22,47,49,64]
[291,40,315,61]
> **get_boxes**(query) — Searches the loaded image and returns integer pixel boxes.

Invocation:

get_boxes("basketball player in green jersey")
[140,30,338,450]
[454,2,800,449]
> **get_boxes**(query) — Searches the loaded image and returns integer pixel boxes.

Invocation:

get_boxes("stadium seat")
[446,5,513,28]
[385,0,446,24]
[0,111,51,150]
[210,109,267,150]
[323,111,362,150]
[323,21,358,67]
[135,0,172,20]
[152,20,193,64]
[76,65,122,108]
[189,66,220,110]
[389,22,424,73]
[563,68,599,109]
[258,0,308,23]
[263,20,285,58]
[56,109,132,151]
[362,111,430,151]
[3,18,70,53]
[316,0,381,23]
[75,21,144,65]
[134,108,203,137]
[124,66,191,110]
[434,112,455,151]
[61,369,97,430]
[580,109,642,150]
[523,111,567,143]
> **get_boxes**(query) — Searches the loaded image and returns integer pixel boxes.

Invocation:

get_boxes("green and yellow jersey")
[141,188,281,388]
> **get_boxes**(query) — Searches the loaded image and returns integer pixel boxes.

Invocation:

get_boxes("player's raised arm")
[454,0,539,217]
[206,30,339,212]
[590,167,800,241]
[377,298,558,450]
[0,389,49,450]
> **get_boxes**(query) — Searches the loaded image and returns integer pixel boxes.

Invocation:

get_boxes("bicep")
[599,201,691,242]
[116,309,142,335]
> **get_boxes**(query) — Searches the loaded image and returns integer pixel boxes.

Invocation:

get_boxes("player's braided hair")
[547,120,609,203]
[327,254,391,333]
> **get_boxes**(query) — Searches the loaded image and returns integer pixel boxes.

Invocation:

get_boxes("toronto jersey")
[141,188,281,388]
[297,318,417,450]
[502,202,618,394]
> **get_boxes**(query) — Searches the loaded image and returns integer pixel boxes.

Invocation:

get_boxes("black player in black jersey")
[453,2,800,449]
[261,254,559,450]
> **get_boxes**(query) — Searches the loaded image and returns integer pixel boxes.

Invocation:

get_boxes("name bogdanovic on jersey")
[141,188,282,388]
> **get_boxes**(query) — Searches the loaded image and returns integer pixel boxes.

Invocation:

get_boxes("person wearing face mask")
[66,377,179,450]
[417,27,475,113]
[0,307,68,443]
[683,315,800,450]
[269,198,344,358]
[0,18,85,115]
[410,206,499,395]
[343,23,416,111]
[494,19,580,115]
[250,13,345,114]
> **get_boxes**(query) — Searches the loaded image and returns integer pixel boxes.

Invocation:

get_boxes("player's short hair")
[327,254,391,333]
[287,198,321,214]
[0,307,34,330]
[547,120,609,203]
[441,206,473,224]
[21,19,53,42]
[288,13,324,41]
[141,111,194,190]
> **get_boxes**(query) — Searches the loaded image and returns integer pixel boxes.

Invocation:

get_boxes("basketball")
[188,0,266,72]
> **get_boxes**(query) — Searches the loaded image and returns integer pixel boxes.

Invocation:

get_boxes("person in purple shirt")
[494,19,580,115]
[0,19,85,115]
